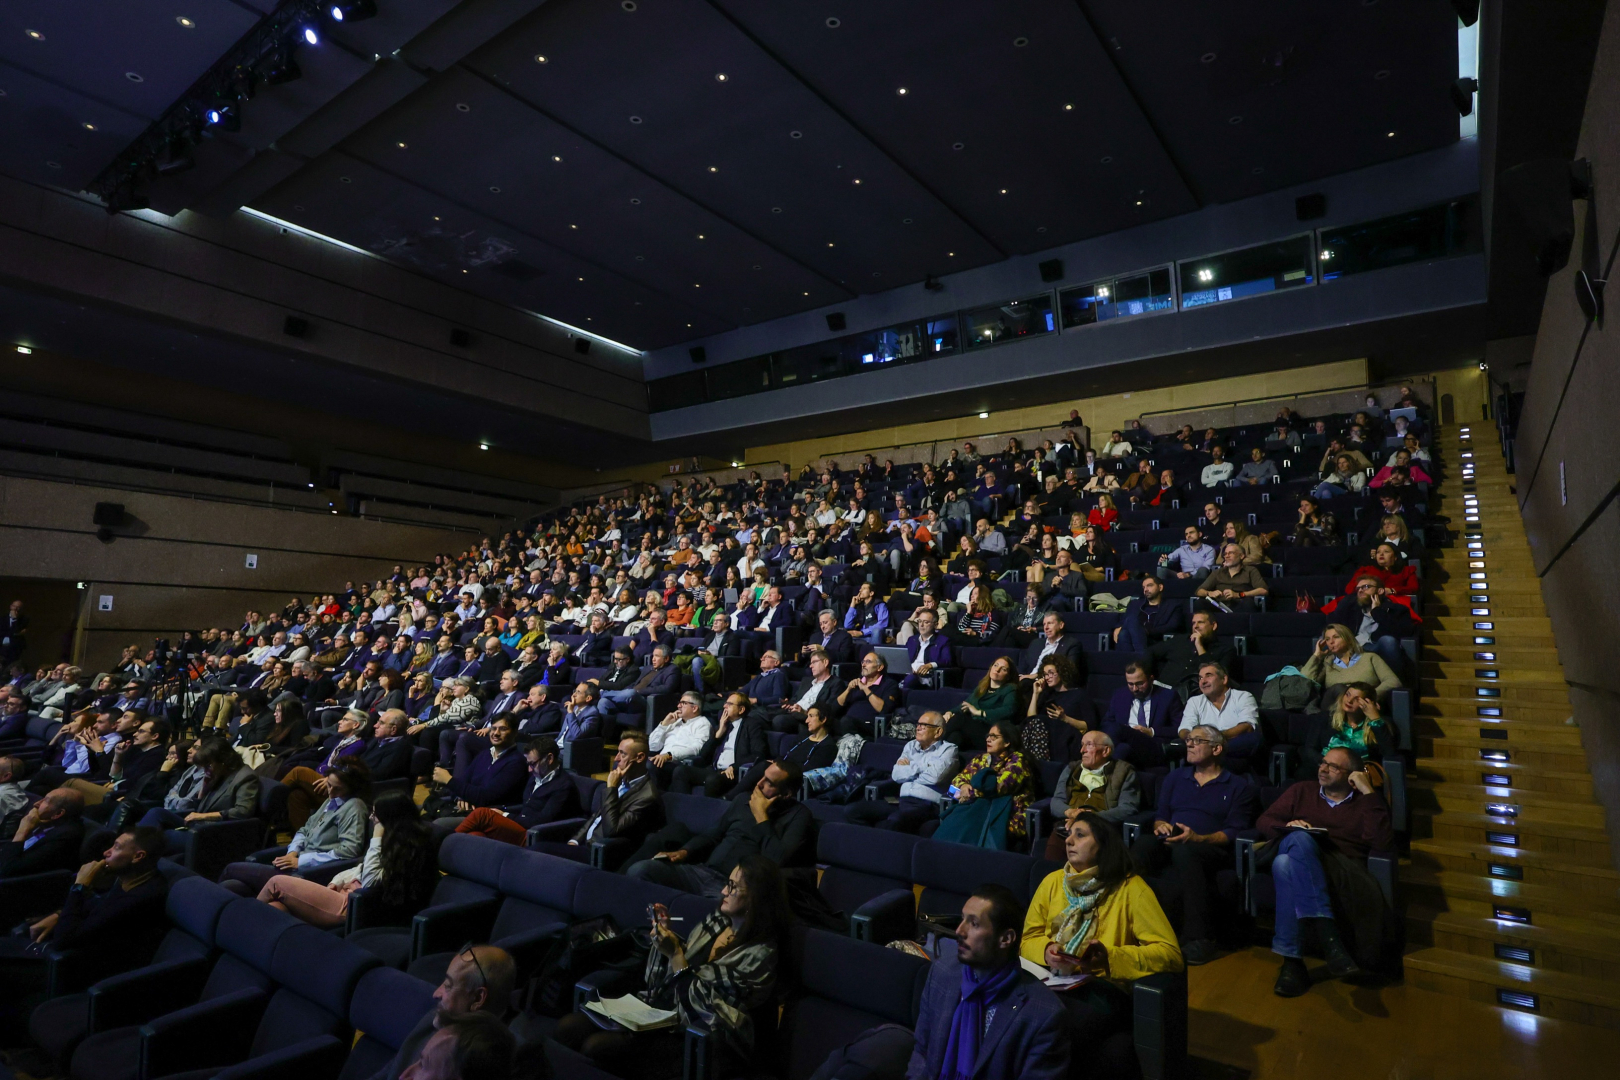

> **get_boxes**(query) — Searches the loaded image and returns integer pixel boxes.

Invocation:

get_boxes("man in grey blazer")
[907,884,1070,1080]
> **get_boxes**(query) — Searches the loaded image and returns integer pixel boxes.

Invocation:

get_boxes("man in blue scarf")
[907,884,1070,1080]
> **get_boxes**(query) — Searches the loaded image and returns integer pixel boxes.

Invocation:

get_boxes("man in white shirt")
[1200,446,1234,488]
[845,711,957,832]
[648,692,713,788]
[755,585,791,634]
[1178,660,1260,766]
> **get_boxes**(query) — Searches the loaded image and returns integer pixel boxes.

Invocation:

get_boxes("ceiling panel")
[0,59,151,189]
[1080,0,1460,205]
[252,149,733,348]
[340,67,847,326]
[467,0,1004,290]
[713,0,1202,254]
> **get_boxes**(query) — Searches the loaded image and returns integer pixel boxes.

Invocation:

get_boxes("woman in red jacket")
[1087,493,1119,532]
[1343,542,1419,596]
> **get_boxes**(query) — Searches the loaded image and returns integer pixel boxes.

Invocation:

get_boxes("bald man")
[0,787,86,878]
[374,945,546,1080]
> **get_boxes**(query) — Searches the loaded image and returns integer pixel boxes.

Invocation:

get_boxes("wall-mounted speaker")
[1038,259,1064,282]
[825,312,847,331]
[450,328,472,347]
[573,337,591,355]
[92,502,126,527]
[1295,193,1326,221]
[689,346,707,364]
[1498,158,1580,277]
[283,316,310,338]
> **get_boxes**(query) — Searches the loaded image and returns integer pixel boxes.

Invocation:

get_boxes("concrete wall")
[0,475,465,671]
[1512,0,1620,865]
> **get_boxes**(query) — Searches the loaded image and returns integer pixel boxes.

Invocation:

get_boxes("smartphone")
[947,785,961,798]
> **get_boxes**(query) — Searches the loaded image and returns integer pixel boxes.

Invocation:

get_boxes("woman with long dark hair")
[555,855,790,1078]
[251,791,438,928]
[1022,812,1182,1045]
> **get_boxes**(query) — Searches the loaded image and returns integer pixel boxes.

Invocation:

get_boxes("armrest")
[573,968,640,1011]
[0,869,74,928]
[1122,821,1143,845]
[492,923,568,980]
[210,1034,347,1080]
[862,779,900,801]
[526,818,585,845]
[1268,745,1296,788]
[298,858,359,887]
[849,887,915,946]
[589,837,636,871]
[138,986,267,1080]
[1368,850,1397,910]
[182,818,266,881]
[684,1022,720,1080]
[246,846,289,865]
[1024,805,1051,845]
[411,896,502,961]
[1233,837,1257,917]
[1382,757,1408,834]
[1388,688,1413,746]
[1130,971,1188,1080]
[87,955,214,1033]
[345,886,403,935]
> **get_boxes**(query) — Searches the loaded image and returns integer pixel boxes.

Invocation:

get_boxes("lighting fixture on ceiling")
[708,166,718,173]
[16,346,33,354]
[479,442,490,450]
[897,87,908,95]
[263,45,301,84]
[82,122,98,131]
[329,1,377,22]
[552,155,562,162]
[25,29,43,41]
[569,224,577,229]
[715,72,728,81]
[205,105,239,130]
[177,17,196,29]
[1013,36,1028,47]
[852,178,861,184]
[999,188,1007,194]
[1387,131,1396,137]
[125,72,144,82]
[303,26,320,45]
[697,234,705,239]
[535,54,547,63]
[1064,103,1074,111]
[396,141,407,149]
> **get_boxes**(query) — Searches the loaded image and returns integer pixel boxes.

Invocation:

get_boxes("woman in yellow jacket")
[1022,811,1184,1045]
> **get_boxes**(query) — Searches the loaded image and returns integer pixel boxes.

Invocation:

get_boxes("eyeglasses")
[721,878,747,896]
[1184,737,1216,747]
[456,942,487,989]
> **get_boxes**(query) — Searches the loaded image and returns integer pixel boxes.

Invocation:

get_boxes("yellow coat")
[1020,869,1184,984]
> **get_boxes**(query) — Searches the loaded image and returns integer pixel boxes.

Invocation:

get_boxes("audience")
[935,722,1032,850]
[845,711,958,832]
[1043,731,1140,860]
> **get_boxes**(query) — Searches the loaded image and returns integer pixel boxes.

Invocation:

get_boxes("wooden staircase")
[1402,424,1620,1028]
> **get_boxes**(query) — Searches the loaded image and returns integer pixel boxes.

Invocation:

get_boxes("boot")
[1307,917,1361,978]
[1273,957,1310,997]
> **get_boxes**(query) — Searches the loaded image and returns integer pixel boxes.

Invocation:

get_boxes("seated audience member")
[434,714,528,812]
[1022,655,1095,763]
[1196,543,1269,609]
[901,609,953,689]
[1146,611,1237,702]
[0,754,29,820]
[256,791,437,929]
[804,608,858,665]
[409,677,482,750]
[576,611,615,668]
[935,722,1032,850]
[843,581,890,642]
[277,709,373,828]
[402,1011,516,1080]
[217,760,371,896]
[1024,813,1183,1044]
[647,692,714,789]
[0,825,169,985]
[587,647,639,710]
[373,944,528,1080]
[1330,575,1419,672]
[941,657,1019,755]
[1220,520,1268,567]
[1301,624,1402,703]
[138,738,260,846]
[1018,612,1085,680]
[908,884,1070,1080]
[1161,526,1215,580]
[671,693,769,798]
[1232,447,1278,486]
[689,611,742,694]
[533,733,663,863]
[845,711,958,833]
[1130,725,1259,964]
[1178,661,1261,765]
[439,735,581,843]
[555,856,790,1078]
[64,716,171,814]
[624,761,813,895]
[557,682,603,745]
[3,791,87,878]
[630,609,676,663]
[598,644,680,721]
[1101,662,1184,767]
[772,649,842,734]
[833,652,902,737]
[1347,542,1421,598]
[1114,574,1187,652]
[1299,683,1396,776]
[1291,494,1341,547]
[741,649,789,709]
[1043,731,1141,861]
[1200,446,1234,488]
[1259,747,1396,996]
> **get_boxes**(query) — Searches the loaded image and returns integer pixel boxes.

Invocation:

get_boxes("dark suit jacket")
[631,628,676,664]
[1118,598,1188,653]
[577,631,615,668]
[0,818,87,878]
[1018,634,1087,680]
[571,772,662,846]
[630,664,680,697]
[511,769,583,828]
[1101,686,1185,741]
[906,953,1069,1080]
[903,635,955,686]
[781,675,843,717]
[361,737,415,782]
[807,628,857,665]
[695,715,771,770]
[514,700,565,737]
[510,660,547,691]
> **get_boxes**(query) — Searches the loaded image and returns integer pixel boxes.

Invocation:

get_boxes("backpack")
[1259,666,1320,711]
[1088,593,1130,613]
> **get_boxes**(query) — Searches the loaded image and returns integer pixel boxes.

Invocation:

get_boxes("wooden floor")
[1188,945,1620,1078]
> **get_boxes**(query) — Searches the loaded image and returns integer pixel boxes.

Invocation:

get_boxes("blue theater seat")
[335,968,437,1080]
[348,832,516,970]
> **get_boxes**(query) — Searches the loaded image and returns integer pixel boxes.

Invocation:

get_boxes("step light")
[1482,774,1511,786]
[1493,906,1531,924]
[1473,620,1493,628]
[1469,560,1486,568]
[1479,750,1510,762]
[1476,687,1501,697]
[1479,705,1502,716]
[1466,531,1483,539]
[1496,989,1539,1012]
[1471,594,1490,602]
[1468,541,1484,549]
[1486,802,1520,817]
[1472,608,1491,615]
[1461,451,1474,459]
[1488,863,1524,880]
[1474,652,1497,661]
[1480,728,1507,738]
[1475,669,1499,679]
[1486,830,1519,845]
[1474,636,1496,645]
[1494,944,1535,964]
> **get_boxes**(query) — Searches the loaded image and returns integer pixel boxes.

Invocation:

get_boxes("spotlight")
[329,1,377,22]
[303,26,320,45]
[205,104,239,130]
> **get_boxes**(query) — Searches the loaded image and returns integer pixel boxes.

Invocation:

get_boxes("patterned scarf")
[940,960,1020,1080]
[1051,866,1109,956]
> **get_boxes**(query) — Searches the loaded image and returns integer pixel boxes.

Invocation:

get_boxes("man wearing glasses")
[1100,661,1182,766]
[844,711,958,833]
[1129,724,1258,967]
[374,944,533,1080]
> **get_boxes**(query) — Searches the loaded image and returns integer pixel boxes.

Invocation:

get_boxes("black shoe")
[1308,917,1362,978]
[1274,957,1310,997]
[1182,938,1221,966]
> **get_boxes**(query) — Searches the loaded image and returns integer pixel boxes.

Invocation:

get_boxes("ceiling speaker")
[825,312,847,331]
[689,346,707,364]
[93,502,126,526]
[1498,159,1578,277]
[1038,259,1064,282]
[573,337,591,355]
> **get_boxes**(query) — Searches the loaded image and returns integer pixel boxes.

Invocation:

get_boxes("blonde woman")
[1301,624,1401,702]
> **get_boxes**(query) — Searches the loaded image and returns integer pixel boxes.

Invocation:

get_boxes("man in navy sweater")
[439,715,527,811]
[435,735,582,845]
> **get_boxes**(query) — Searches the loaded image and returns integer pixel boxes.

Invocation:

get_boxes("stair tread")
[1400,867,1620,917]
[1402,946,1620,1006]
[1407,838,1620,879]
[1412,808,1612,842]
[1406,904,1620,956]
[1406,777,1604,810]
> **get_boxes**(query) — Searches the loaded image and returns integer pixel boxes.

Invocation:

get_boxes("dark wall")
[1514,0,1620,861]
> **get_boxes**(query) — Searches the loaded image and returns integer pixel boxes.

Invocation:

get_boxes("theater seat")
[335,968,437,1080]
[348,832,516,969]
[771,929,928,1080]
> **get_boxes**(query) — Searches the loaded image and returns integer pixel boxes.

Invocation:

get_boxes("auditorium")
[2,2,1618,1078]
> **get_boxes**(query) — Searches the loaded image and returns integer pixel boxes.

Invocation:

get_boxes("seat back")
[571,869,680,928]
[433,833,518,906]
[203,898,300,999]
[816,824,917,915]
[340,968,437,1080]
[256,925,381,1057]
[783,929,928,1080]
[912,838,1038,919]
[663,791,730,834]
[153,876,237,965]
[491,849,592,938]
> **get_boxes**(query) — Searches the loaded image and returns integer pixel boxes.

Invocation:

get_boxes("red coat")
[1087,507,1119,532]
[1343,564,1419,596]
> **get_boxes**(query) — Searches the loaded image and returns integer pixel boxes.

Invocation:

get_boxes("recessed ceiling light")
[396,141,407,148]
[125,71,144,82]
[902,217,913,224]
[621,1,637,10]
[1374,69,1390,79]
[752,264,761,270]
[825,17,841,28]
[569,224,577,229]
[455,103,470,112]
[432,215,440,221]
[489,185,501,193]
[999,188,1007,194]
[629,115,642,124]
[340,176,352,183]
[1387,130,1396,137]
[25,29,43,41]
[1100,155,1113,164]
[1063,103,1074,111]
[534,54,547,63]
[708,166,718,173]
[827,242,835,247]
[83,122,98,131]
[1228,115,1242,124]
[1135,199,1143,206]
[1013,36,1029,47]
[697,234,705,239]
[897,87,908,95]
[715,72,728,82]
[952,141,965,150]
[693,283,700,288]
[177,17,196,29]
[852,178,861,184]
[771,206,782,213]
[789,130,802,139]
[1201,52,1217,63]
[948,251,955,256]
[629,197,641,204]
[803,291,810,296]
[551,154,562,162]
[577,276,584,281]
